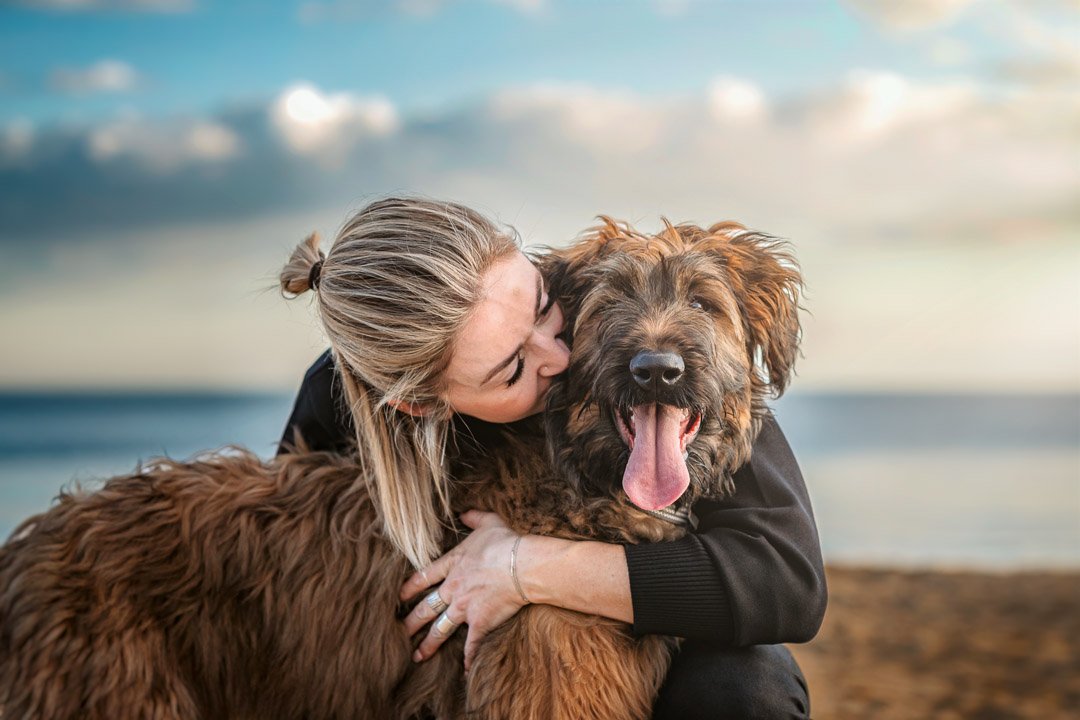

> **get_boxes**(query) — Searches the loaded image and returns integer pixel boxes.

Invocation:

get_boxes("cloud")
[0,85,394,240]
[2,71,1076,262]
[487,83,666,154]
[10,0,193,11]
[995,55,1080,85]
[0,119,34,163]
[298,0,544,22]
[491,0,544,13]
[86,115,241,171]
[707,77,767,124]
[988,6,1080,88]
[843,0,980,30]
[928,37,972,66]
[49,60,140,95]
[2,72,1078,392]
[797,70,978,143]
[269,84,398,163]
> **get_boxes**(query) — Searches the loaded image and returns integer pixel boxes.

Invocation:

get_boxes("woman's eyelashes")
[505,290,555,389]
[506,354,525,388]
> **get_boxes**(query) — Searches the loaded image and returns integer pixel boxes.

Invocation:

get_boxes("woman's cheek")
[521,381,538,416]
[528,376,546,415]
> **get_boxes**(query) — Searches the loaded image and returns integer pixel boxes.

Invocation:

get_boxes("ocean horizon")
[1,390,1077,570]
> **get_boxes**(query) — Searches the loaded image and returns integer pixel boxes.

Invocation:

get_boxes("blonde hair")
[280,197,519,568]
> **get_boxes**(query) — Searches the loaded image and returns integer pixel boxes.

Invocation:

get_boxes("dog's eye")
[689,299,705,311]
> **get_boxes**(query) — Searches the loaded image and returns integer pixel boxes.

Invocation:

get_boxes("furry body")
[0,219,801,719]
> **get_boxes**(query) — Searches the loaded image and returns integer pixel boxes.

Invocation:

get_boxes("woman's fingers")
[403,518,526,667]
[403,587,449,637]
[459,509,504,530]
[413,605,466,662]
[402,512,508,601]
[463,625,488,672]
[401,554,452,601]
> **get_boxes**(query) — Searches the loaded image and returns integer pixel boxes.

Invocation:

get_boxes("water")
[771,393,1080,568]
[0,392,295,538]
[1,391,1076,569]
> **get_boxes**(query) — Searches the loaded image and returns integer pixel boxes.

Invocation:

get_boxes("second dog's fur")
[0,218,801,719]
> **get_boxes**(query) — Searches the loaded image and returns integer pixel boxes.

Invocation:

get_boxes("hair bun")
[308,259,324,290]
[280,231,325,296]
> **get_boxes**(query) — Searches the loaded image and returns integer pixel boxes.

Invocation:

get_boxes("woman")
[279,197,824,719]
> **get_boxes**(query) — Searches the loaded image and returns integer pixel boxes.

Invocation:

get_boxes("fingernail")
[413,650,423,662]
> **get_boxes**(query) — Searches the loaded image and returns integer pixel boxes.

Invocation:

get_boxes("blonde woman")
[278,197,824,719]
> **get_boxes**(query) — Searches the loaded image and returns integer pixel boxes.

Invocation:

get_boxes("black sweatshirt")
[278,350,827,646]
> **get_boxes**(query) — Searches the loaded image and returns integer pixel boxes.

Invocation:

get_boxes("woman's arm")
[402,415,827,667]
[623,415,827,645]
[517,535,633,623]
[400,512,635,670]
[513,419,828,647]
[284,352,826,655]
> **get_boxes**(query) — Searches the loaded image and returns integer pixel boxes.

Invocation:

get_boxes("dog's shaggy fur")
[0,218,801,720]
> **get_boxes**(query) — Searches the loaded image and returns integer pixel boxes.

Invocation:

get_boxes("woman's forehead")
[445,252,540,388]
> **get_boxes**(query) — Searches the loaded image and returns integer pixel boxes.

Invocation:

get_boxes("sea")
[0,391,1077,569]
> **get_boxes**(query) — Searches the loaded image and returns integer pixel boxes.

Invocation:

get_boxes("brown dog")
[0,218,801,719]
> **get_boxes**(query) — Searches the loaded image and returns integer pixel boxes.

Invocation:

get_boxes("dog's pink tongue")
[622,404,691,511]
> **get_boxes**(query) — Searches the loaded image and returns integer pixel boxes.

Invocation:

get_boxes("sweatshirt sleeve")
[623,415,827,645]
[277,349,355,455]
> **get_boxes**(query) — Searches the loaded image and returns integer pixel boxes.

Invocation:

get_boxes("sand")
[788,567,1080,719]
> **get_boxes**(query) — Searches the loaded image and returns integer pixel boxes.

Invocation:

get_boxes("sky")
[0,0,1078,392]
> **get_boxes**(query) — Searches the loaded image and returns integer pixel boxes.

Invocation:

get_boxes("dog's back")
[0,449,457,720]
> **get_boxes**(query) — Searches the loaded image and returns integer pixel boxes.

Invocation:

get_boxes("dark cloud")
[2,76,1077,260]
[0,90,579,246]
[0,109,321,241]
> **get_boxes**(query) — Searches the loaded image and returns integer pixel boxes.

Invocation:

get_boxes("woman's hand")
[400,510,529,671]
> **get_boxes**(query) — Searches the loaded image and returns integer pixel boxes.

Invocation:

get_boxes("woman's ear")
[385,398,432,417]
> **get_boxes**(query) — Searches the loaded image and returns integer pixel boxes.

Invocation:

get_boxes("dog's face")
[541,218,801,510]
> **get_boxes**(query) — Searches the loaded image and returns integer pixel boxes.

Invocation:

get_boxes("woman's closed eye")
[506,354,525,387]
[504,291,557,388]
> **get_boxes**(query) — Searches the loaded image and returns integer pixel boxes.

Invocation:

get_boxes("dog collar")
[640,504,698,529]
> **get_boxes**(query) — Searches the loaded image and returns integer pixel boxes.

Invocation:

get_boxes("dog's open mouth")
[615,404,702,511]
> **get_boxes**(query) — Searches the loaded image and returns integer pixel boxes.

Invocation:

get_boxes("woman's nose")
[537,333,570,377]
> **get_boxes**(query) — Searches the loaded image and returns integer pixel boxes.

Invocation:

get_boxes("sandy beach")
[789,566,1080,719]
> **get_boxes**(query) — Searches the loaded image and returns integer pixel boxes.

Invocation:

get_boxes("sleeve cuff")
[624,534,734,641]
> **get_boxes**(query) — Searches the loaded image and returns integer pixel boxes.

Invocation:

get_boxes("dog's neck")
[639,504,698,529]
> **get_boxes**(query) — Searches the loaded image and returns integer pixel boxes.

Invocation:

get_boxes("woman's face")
[442,251,570,423]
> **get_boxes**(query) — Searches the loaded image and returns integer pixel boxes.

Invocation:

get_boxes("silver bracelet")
[510,535,531,604]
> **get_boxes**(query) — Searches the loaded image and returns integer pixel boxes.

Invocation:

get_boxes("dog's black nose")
[630,350,685,390]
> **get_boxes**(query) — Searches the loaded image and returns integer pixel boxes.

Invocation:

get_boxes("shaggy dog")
[0,218,801,720]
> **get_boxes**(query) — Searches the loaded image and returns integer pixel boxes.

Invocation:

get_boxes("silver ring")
[433,611,458,637]
[424,589,449,616]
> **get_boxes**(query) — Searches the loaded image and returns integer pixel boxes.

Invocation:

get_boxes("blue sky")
[0,0,1077,391]
[0,0,1029,126]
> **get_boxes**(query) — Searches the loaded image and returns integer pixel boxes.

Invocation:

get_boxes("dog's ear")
[698,222,803,396]
[534,216,637,332]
